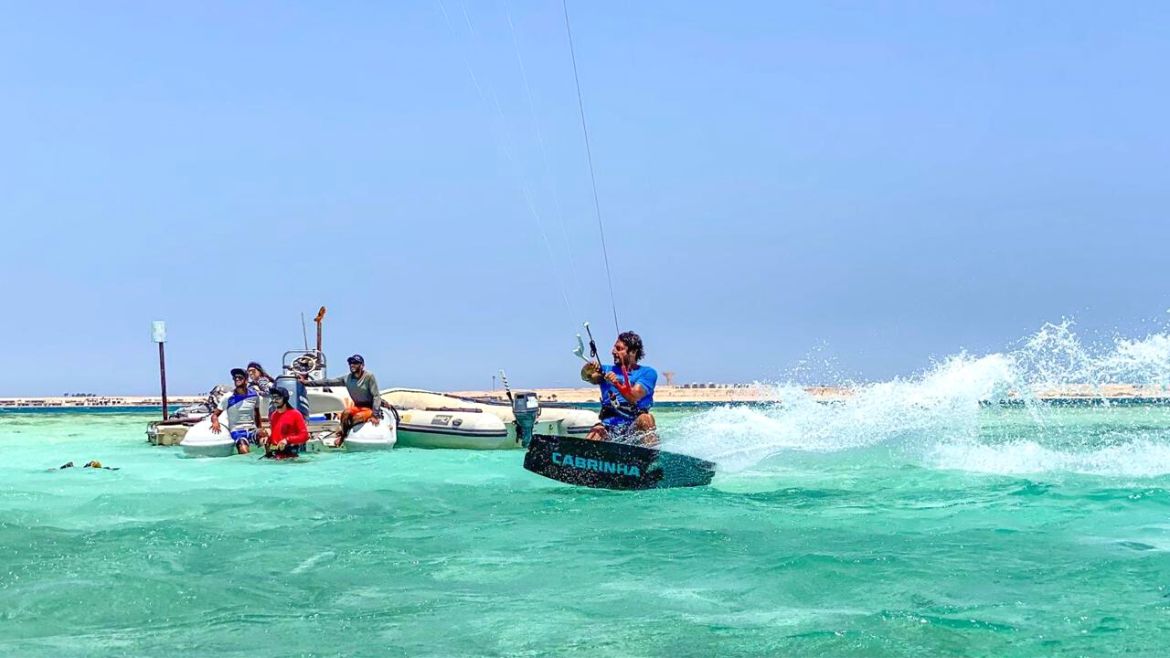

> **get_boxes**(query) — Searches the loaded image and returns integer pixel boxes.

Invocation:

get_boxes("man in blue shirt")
[580,331,658,447]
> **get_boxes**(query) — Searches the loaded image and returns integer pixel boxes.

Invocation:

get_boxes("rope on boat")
[561,0,621,334]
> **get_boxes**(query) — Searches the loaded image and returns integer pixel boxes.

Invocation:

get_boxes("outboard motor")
[274,374,310,418]
[511,391,540,448]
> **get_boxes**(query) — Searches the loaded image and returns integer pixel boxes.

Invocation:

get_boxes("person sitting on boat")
[246,361,275,396]
[298,354,382,443]
[580,331,658,447]
[259,386,309,459]
[209,368,263,454]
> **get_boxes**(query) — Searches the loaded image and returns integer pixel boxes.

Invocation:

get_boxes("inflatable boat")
[383,388,595,449]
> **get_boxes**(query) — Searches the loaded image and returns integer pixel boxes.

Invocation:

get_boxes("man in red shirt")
[259,386,309,459]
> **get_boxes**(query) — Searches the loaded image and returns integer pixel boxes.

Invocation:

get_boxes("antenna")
[499,369,513,402]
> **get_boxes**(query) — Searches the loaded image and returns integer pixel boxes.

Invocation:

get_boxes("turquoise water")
[3,398,1170,657]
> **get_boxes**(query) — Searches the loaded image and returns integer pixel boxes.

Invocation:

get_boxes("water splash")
[925,439,1170,477]
[669,321,1170,478]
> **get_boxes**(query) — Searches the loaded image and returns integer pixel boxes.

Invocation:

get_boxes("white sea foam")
[925,439,1170,477]
[291,551,335,574]
[669,321,1170,478]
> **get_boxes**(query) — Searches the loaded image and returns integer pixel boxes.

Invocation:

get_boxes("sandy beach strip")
[450,383,1170,405]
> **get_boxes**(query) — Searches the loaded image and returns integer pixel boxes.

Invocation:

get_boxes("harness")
[599,366,650,428]
[587,329,649,429]
[599,399,648,424]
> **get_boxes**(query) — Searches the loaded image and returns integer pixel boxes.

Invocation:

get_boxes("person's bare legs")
[336,410,354,442]
[633,413,658,448]
[587,416,657,446]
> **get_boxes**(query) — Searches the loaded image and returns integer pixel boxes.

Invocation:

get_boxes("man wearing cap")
[298,354,382,443]
[210,367,263,454]
[258,386,309,459]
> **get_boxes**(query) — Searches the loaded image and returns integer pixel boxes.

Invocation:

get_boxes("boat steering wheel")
[291,354,320,376]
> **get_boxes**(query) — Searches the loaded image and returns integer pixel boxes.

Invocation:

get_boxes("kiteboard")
[523,434,716,490]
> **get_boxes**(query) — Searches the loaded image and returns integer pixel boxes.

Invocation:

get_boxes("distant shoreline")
[4,384,1169,409]
[0,395,206,409]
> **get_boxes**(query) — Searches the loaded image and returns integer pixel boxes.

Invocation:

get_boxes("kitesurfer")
[580,331,658,446]
[259,386,309,459]
[209,368,263,454]
[298,354,382,443]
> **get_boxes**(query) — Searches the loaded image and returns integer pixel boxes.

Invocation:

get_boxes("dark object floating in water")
[524,434,715,490]
[55,460,119,471]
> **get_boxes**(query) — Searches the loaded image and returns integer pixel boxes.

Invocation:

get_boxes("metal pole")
[314,306,326,355]
[158,342,169,420]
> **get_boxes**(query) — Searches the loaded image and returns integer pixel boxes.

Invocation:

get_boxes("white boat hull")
[179,417,239,458]
[340,415,398,451]
[384,389,597,450]
[396,407,513,449]
[177,388,361,458]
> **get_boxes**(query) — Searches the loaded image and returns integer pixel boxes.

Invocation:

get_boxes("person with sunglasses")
[209,367,263,454]
[245,361,276,396]
[298,354,382,444]
[258,386,309,459]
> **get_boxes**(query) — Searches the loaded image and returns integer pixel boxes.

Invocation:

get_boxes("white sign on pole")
[151,321,167,344]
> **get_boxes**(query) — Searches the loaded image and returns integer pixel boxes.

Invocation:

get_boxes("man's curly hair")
[617,331,645,362]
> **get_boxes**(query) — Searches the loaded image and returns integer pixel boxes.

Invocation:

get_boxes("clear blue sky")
[2,1,1168,395]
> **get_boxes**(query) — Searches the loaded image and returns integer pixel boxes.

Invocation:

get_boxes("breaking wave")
[668,321,1170,478]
